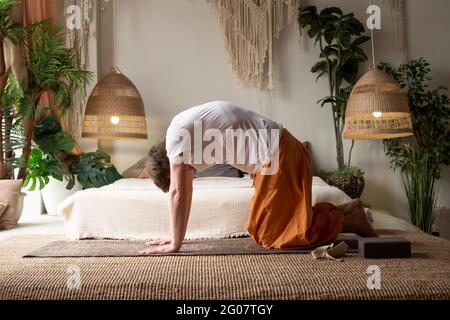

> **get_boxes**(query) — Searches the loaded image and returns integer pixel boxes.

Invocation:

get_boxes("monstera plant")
[23,115,76,191]
[298,6,370,198]
[71,150,122,189]
[24,116,123,191]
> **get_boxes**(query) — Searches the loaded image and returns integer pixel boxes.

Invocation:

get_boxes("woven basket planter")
[325,174,365,199]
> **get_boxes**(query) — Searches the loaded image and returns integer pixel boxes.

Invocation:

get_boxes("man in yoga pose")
[140,101,377,254]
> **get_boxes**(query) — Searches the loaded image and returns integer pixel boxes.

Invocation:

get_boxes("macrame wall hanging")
[211,0,301,90]
[212,0,405,90]
[63,0,92,142]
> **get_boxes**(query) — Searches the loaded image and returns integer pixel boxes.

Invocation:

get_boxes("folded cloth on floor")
[311,241,349,261]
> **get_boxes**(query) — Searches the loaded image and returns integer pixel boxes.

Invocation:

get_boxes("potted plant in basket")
[298,6,370,198]
[380,58,450,234]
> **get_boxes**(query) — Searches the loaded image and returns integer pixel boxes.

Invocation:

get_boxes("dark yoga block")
[358,237,411,259]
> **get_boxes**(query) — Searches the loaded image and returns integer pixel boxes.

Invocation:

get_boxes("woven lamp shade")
[343,69,413,140]
[82,69,148,140]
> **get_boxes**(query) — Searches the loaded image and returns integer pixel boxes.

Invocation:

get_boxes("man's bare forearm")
[168,187,192,248]
[167,163,194,249]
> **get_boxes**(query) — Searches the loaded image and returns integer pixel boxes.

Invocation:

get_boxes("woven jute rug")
[1,230,450,300]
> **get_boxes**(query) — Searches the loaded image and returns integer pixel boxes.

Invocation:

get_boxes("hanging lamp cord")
[369,0,376,70]
[113,0,119,72]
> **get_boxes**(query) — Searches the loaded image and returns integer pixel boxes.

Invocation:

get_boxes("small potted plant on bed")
[298,6,370,198]
[379,58,450,234]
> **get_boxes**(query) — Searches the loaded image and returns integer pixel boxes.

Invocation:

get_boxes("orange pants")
[247,129,344,249]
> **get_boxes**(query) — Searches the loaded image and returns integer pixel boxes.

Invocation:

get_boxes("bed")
[59,176,418,240]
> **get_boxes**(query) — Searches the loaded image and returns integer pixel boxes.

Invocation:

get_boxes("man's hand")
[139,240,181,255]
[145,239,172,246]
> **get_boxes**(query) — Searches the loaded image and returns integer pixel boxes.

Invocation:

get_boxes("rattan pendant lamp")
[343,4,413,140]
[82,67,148,140]
[82,0,148,140]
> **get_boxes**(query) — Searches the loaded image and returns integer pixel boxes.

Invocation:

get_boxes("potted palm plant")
[17,20,93,180]
[298,6,370,198]
[380,58,450,234]
[15,20,93,215]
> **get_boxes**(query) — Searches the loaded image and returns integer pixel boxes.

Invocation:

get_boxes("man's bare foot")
[341,200,378,237]
[337,199,364,216]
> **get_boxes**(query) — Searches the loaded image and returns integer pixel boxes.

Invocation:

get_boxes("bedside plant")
[22,148,68,191]
[322,166,365,199]
[380,58,450,234]
[23,115,76,191]
[23,117,122,191]
[298,6,370,198]
[71,150,122,189]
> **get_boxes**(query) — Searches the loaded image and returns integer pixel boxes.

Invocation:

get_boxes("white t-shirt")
[166,101,283,174]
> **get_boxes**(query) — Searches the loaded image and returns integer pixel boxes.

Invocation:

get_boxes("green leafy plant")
[34,115,75,154]
[324,166,364,178]
[22,148,72,191]
[380,58,450,233]
[0,0,23,179]
[23,118,123,191]
[71,150,122,189]
[1,74,25,175]
[298,6,370,172]
[18,20,93,179]
[23,116,76,191]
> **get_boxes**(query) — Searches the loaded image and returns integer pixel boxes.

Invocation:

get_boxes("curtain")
[21,0,60,109]
[23,0,59,26]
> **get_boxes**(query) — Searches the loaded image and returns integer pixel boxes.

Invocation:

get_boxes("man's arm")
[140,161,193,254]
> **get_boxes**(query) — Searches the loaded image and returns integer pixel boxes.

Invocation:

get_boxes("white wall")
[82,0,450,236]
